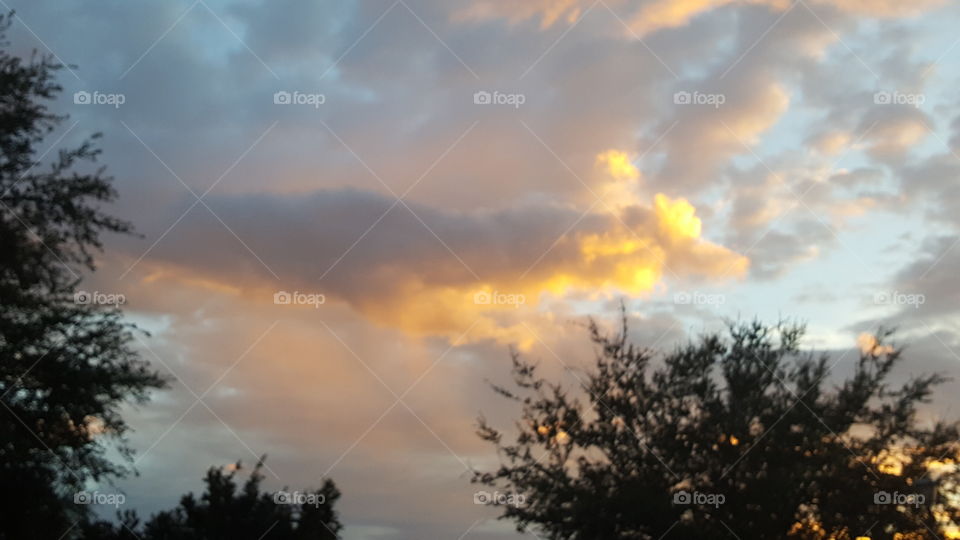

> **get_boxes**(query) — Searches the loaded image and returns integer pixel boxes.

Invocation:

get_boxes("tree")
[474,313,960,539]
[0,12,165,539]
[82,459,344,540]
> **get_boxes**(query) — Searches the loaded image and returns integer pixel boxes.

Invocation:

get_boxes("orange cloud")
[127,159,747,347]
[857,333,894,356]
[593,149,644,210]
[302,187,746,347]
[456,0,944,35]
[596,149,640,182]
[629,0,742,35]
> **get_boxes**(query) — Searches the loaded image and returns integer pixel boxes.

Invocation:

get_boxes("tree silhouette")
[82,459,343,540]
[474,313,960,539]
[0,13,165,539]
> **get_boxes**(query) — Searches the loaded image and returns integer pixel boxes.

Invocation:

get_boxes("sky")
[6,0,960,537]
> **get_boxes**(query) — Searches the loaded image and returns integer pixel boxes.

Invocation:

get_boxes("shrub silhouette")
[475,314,960,539]
[82,459,343,539]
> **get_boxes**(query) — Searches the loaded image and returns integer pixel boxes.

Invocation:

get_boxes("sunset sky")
[8,0,960,537]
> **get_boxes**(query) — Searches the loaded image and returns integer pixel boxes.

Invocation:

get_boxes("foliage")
[0,12,165,538]
[475,313,960,539]
[82,459,343,540]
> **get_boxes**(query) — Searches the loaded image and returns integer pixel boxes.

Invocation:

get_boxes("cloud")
[808,131,851,155]
[655,77,790,193]
[123,175,747,346]
[596,149,640,182]
[453,0,587,29]
[877,236,959,322]
[857,332,894,355]
[628,0,745,35]
[825,0,945,16]
[899,153,960,227]
[592,149,645,209]
[628,0,945,35]
[455,0,945,36]
[857,105,931,161]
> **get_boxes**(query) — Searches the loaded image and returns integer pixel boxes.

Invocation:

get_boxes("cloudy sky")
[8,0,960,537]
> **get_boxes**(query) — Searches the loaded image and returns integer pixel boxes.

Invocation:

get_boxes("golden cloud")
[330,154,746,346]
[857,333,894,356]
[129,157,747,347]
[456,0,944,35]
[596,149,640,182]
